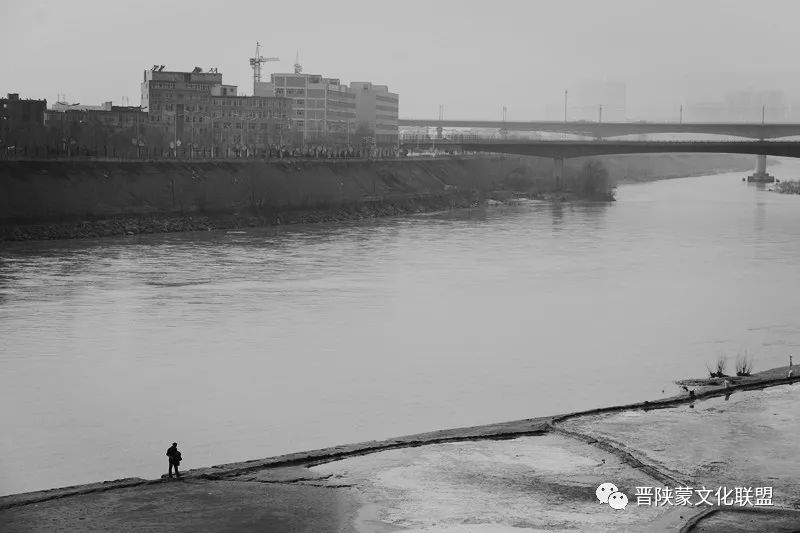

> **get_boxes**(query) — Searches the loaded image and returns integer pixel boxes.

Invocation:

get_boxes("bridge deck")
[398,119,800,139]
[398,138,800,159]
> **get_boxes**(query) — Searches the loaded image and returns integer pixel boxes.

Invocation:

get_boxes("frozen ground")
[560,384,800,509]
[4,383,799,531]
[313,434,677,532]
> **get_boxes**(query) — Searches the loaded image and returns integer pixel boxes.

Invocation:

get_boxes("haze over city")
[4,0,800,121]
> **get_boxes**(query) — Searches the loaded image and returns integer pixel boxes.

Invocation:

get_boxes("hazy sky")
[2,0,800,120]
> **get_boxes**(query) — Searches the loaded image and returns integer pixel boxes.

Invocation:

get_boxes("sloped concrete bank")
[0,154,754,241]
[2,365,796,512]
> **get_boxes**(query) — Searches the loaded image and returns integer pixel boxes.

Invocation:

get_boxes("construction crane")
[249,42,279,95]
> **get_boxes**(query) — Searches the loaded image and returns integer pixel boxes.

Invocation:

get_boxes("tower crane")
[249,42,279,95]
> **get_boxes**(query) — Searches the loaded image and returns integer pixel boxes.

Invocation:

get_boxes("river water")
[2,160,800,496]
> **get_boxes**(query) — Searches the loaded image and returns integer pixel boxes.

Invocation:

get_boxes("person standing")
[166,442,182,479]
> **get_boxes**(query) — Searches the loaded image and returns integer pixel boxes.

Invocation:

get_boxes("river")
[2,159,800,497]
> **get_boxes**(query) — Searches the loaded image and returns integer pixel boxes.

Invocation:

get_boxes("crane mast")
[249,42,279,95]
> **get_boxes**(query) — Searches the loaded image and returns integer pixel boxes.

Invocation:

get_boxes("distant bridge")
[399,136,798,182]
[399,137,800,159]
[398,119,800,140]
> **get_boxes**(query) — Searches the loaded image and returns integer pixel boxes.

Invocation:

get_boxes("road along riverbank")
[2,365,798,532]
[0,154,753,241]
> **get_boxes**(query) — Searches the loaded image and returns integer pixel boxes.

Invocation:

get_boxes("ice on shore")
[560,383,800,509]
[314,434,671,532]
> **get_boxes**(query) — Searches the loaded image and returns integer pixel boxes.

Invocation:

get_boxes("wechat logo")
[596,482,629,510]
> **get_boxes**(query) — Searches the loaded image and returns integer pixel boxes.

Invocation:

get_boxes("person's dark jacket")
[166,446,182,464]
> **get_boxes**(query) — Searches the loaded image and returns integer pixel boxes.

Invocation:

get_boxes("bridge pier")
[553,157,564,189]
[747,154,775,183]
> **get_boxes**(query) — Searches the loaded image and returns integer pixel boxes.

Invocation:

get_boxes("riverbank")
[0,191,480,241]
[2,365,798,532]
[774,179,800,194]
[0,154,754,241]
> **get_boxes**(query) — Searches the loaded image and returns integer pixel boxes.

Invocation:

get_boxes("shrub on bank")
[564,160,616,200]
[707,355,729,378]
[736,352,753,376]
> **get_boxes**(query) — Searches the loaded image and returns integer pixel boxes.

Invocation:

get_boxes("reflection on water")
[2,161,800,495]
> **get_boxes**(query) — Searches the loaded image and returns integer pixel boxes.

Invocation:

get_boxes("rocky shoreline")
[0,191,480,242]
[0,188,614,242]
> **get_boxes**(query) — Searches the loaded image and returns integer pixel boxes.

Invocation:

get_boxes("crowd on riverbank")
[1,143,473,162]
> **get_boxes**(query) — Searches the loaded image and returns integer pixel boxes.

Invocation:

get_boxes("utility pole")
[209,115,215,158]
[564,89,568,123]
[303,74,308,148]
[437,104,443,141]
[136,106,141,159]
[762,104,765,125]
[598,104,603,125]
[680,104,683,124]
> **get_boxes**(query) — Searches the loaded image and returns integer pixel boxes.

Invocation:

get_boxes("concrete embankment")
[0,153,754,241]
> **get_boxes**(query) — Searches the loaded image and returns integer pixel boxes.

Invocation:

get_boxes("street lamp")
[172,110,186,159]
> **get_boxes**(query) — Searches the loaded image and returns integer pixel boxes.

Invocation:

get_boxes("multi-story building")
[1,93,47,154]
[45,102,146,131]
[203,93,292,156]
[44,102,148,157]
[351,82,399,146]
[141,66,291,156]
[256,69,357,146]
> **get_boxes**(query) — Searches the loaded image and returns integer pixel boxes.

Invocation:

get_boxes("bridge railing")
[399,134,500,144]
[398,135,783,145]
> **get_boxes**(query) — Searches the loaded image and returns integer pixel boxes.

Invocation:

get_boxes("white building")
[255,60,400,146]
[256,69,356,146]
[351,82,399,146]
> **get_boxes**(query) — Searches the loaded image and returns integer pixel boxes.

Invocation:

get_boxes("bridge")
[399,136,799,183]
[398,119,800,140]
